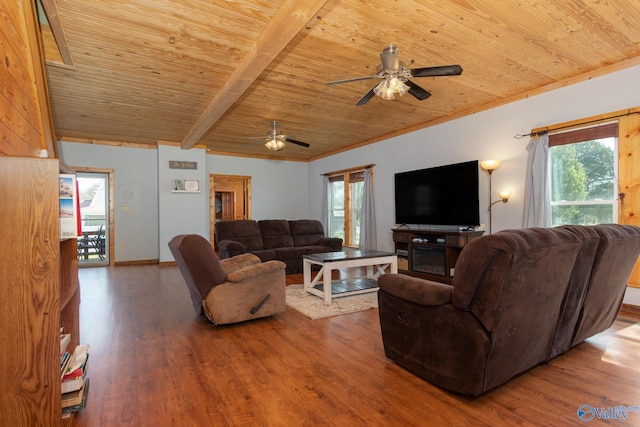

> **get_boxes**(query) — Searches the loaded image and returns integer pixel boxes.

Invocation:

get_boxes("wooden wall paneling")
[619,113,640,287]
[0,1,40,156]
[0,0,54,157]
[24,0,57,156]
[0,157,61,426]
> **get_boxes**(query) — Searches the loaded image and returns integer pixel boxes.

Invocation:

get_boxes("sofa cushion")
[274,247,306,261]
[289,219,325,247]
[215,220,264,251]
[299,245,336,255]
[259,220,295,249]
[250,249,278,263]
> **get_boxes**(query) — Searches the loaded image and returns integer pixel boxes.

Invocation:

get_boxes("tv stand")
[392,228,484,284]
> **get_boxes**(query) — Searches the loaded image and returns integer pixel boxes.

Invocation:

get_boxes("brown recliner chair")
[168,234,286,325]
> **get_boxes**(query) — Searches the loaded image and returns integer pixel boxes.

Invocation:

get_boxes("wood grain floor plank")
[67,265,640,426]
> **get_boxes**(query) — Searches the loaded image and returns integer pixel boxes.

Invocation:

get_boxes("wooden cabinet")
[392,228,484,284]
[0,157,80,426]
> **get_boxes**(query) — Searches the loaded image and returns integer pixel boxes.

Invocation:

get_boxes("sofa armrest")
[226,260,287,283]
[378,273,452,306]
[318,237,343,251]
[217,239,247,258]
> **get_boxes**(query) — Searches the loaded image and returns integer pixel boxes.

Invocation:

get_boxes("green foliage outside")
[330,181,345,240]
[550,139,615,225]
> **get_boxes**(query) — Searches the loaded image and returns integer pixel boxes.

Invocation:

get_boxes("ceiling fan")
[327,44,463,105]
[246,121,310,151]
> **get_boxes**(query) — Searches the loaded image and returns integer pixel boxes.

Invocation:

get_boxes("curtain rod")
[513,109,639,139]
[322,164,375,176]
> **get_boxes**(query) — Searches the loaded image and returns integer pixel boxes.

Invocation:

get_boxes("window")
[328,170,366,247]
[549,123,618,226]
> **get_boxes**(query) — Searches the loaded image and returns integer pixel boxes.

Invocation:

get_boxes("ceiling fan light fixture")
[374,76,409,100]
[392,77,410,97]
[265,135,286,151]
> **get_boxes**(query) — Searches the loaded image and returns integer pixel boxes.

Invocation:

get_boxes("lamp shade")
[480,160,501,172]
[499,190,512,201]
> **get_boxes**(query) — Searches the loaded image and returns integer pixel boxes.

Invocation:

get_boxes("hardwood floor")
[69,265,640,426]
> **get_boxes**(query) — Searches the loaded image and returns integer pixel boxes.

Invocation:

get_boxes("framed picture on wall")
[184,180,199,192]
[173,179,185,191]
[172,179,199,192]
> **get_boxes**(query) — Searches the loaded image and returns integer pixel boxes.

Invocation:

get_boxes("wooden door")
[210,175,252,245]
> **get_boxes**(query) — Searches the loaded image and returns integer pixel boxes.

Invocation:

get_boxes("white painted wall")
[157,145,208,262]
[625,287,640,306]
[206,155,309,220]
[58,142,159,262]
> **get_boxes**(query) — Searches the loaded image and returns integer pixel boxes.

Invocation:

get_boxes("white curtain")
[523,133,552,228]
[359,168,377,250]
[321,175,330,236]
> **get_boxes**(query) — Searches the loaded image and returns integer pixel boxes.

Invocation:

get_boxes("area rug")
[285,284,378,320]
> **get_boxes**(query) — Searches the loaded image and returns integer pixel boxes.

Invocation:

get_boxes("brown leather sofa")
[377,224,640,396]
[215,219,343,273]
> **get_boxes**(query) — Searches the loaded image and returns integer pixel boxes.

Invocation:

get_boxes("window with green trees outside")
[549,123,617,226]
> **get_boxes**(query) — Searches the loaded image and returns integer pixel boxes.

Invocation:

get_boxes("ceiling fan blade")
[356,86,377,106]
[405,80,432,100]
[285,137,310,148]
[327,75,378,85]
[410,65,463,78]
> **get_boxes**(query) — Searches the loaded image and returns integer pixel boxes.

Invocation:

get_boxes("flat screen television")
[394,160,480,227]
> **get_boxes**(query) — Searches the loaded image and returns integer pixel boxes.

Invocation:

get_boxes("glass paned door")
[77,172,109,265]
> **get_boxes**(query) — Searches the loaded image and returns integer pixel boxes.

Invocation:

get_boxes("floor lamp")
[480,160,510,234]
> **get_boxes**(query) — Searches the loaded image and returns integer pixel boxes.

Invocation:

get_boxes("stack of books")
[60,332,90,415]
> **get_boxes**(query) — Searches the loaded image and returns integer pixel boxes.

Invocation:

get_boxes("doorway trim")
[73,166,115,266]
[210,174,252,245]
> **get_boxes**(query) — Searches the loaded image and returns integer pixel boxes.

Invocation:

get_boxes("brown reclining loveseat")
[377,224,640,395]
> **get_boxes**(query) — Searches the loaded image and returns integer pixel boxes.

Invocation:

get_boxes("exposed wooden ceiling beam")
[180,0,328,150]
[39,0,74,66]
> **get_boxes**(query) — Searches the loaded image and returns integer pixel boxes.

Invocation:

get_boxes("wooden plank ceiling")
[41,0,640,161]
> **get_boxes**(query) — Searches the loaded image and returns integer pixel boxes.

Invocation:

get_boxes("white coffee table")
[302,250,398,303]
